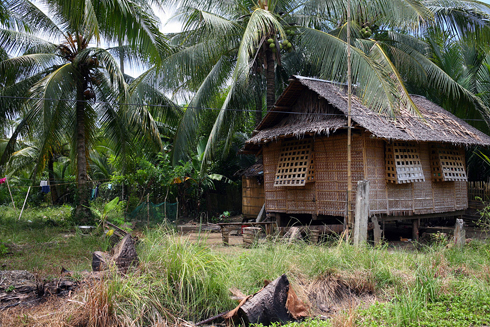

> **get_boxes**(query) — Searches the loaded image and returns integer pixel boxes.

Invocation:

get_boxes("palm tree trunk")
[75,81,90,222]
[266,49,275,111]
[255,88,263,126]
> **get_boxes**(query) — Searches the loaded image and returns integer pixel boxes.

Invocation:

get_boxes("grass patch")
[1,215,490,326]
[0,205,109,276]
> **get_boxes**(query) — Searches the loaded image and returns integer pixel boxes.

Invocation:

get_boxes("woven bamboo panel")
[242,176,265,218]
[412,143,434,214]
[385,142,425,184]
[274,139,313,186]
[433,181,456,212]
[307,153,315,182]
[429,144,467,182]
[364,136,389,214]
[455,181,468,210]
[315,135,363,217]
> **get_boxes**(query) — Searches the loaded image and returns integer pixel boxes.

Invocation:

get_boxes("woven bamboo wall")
[263,134,364,217]
[242,176,265,218]
[263,132,468,217]
[315,134,364,216]
[364,136,468,216]
[263,141,317,214]
[364,136,389,214]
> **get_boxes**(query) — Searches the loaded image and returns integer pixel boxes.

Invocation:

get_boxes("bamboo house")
[241,76,490,230]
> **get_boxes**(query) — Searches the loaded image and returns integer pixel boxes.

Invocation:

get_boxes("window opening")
[429,144,467,182]
[274,139,313,186]
[385,142,425,184]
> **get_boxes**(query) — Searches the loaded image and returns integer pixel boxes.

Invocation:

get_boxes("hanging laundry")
[0,177,6,184]
[40,180,50,194]
[90,185,99,200]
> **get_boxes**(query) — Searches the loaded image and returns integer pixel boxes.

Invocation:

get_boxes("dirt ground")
[179,231,252,255]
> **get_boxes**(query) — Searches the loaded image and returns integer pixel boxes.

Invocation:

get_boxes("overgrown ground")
[1,206,490,327]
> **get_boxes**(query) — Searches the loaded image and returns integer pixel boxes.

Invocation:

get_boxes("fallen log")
[237,274,291,325]
[222,274,308,326]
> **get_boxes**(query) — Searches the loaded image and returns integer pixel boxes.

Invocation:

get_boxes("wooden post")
[5,177,15,209]
[147,193,150,226]
[256,203,265,222]
[372,216,382,246]
[310,229,320,244]
[221,227,230,246]
[18,186,31,221]
[412,219,419,242]
[353,180,369,247]
[346,0,353,235]
[454,218,465,249]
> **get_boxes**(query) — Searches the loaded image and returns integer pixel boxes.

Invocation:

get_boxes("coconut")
[269,42,276,48]
[267,38,274,44]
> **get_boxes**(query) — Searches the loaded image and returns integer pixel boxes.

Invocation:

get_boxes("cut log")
[92,235,139,273]
[110,234,139,273]
[237,274,291,325]
[92,251,111,272]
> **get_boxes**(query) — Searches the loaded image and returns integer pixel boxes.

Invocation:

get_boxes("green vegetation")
[2,0,490,325]
[3,0,490,223]
[4,210,490,326]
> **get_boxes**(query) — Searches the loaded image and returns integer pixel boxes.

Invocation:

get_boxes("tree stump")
[237,274,291,325]
[310,229,320,244]
[92,234,139,273]
[111,234,139,273]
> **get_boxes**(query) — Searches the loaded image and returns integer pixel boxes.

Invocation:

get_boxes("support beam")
[372,216,382,246]
[412,219,419,242]
[454,219,465,249]
[354,180,369,246]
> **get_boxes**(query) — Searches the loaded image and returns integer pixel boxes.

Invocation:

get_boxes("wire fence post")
[176,198,179,221]
[6,177,15,209]
[147,193,150,227]
[18,186,31,221]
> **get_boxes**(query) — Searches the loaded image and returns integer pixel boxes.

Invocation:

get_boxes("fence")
[128,200,178,223]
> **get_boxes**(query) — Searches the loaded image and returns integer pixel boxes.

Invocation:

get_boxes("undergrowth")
[2,219,490,326]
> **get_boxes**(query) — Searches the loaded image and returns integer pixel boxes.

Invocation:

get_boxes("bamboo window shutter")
[385,142,425,184]
[274,139,314,186]
[429,144,467,182]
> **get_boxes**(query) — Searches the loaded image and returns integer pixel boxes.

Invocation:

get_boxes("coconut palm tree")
[0,0,177,221]
[160,0,490,170]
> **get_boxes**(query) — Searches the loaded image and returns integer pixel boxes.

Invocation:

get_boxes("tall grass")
[5,219,489,326]
[101,228,233,325]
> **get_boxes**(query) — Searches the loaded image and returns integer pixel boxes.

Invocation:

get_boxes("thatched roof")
[236,159,264,177]
[243,76,490,152]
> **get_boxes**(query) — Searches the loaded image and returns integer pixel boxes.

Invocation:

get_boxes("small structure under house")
[241,76,490,239]
[239,160,265,220]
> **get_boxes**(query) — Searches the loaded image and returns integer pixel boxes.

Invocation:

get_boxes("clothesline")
[0,178,112,188]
